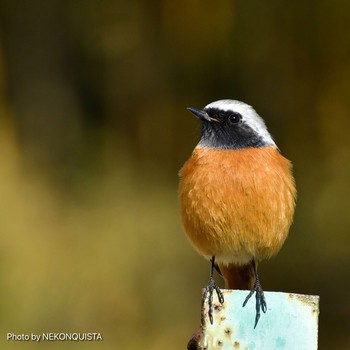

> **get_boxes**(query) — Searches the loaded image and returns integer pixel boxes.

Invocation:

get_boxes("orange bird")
[179,100,296,327]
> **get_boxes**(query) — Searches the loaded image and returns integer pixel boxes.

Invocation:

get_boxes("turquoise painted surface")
[200,290,319,350]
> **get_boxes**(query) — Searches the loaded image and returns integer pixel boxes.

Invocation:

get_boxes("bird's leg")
[242,260,267,328]
[213,261,222,276]
[202,256,224,324]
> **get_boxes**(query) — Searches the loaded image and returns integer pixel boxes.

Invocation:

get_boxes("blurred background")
[0,0,349,349]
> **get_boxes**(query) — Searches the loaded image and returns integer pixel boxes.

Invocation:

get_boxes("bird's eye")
[228,113,242,124]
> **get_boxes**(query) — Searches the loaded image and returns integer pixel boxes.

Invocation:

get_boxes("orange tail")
[219,262,255,290]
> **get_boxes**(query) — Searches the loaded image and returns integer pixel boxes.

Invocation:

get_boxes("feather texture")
[179,145,296,274]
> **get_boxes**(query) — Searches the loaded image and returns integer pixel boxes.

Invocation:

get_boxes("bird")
[178,99,296,327]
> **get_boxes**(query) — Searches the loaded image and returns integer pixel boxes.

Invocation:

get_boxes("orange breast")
[178,146,296,265]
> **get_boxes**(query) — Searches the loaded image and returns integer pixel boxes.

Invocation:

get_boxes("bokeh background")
[0,1,349,349]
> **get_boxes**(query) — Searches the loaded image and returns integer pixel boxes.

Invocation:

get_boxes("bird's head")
[187,100,276,149]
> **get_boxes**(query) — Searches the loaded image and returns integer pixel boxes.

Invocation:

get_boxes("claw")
[202,257,224,324]
[242,260,267,328]
[202,276,224,324]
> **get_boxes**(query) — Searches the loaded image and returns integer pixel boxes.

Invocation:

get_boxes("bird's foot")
[202,276,224,324]
[242,278,267,328]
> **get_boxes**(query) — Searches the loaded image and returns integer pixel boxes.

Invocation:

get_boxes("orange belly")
[179,146,296,265]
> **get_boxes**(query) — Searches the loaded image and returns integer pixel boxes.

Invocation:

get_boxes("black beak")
[187,107,213,122]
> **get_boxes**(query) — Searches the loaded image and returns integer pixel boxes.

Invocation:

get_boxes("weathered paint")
[189,289,319,350]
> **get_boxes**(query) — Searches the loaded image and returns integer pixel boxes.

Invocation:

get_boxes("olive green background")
[0,1,349,349]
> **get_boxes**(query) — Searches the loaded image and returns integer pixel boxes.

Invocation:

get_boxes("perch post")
[188,289,319,350]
